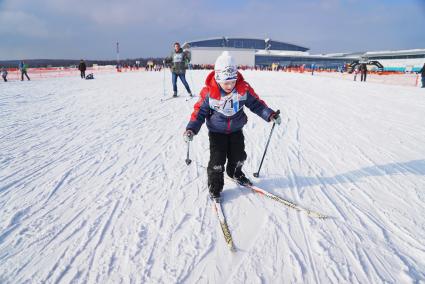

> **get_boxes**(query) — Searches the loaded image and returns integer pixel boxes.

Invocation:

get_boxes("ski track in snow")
[1,71,425,283]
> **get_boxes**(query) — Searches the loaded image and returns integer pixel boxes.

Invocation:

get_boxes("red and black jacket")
[186,71,275,134]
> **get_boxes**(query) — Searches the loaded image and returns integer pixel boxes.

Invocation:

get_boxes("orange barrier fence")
[2,66,421,87]
[3,66,147,81]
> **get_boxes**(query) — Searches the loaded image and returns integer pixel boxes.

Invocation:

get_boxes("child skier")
[184,51,281,201]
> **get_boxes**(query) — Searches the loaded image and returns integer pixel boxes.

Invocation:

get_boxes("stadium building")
[184,37,357,69]
[184,37,425,71]
[362,49,425,72]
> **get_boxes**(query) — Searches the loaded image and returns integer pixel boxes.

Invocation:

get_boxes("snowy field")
[1,70,425,283]
[312,71,420,88]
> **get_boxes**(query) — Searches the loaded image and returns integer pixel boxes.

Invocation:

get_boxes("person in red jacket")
[184,51,281,201]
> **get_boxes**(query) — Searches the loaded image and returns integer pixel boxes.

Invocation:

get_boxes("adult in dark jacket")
[184,51,281,201]
[164,42,192,97]
[418,63,425,88]
[360,63,367,82]
[78,59,87,79]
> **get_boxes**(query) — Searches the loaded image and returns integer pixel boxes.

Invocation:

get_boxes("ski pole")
[185,140,192,165]
[188,63,195,95]
[253,110,280,178]
[162,61,166,97]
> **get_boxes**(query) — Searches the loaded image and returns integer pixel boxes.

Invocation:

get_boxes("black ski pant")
[80,70,86,78]
[2,76,6,82]
[207,130,247,195]
[21,71,30,81]
[361,72,367,82]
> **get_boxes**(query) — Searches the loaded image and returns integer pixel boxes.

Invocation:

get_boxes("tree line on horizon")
[0,58,165,68]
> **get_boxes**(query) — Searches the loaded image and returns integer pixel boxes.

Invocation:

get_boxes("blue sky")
[0,0,424,60]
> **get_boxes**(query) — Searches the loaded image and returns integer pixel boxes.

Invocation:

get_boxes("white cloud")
[0,11,48,37]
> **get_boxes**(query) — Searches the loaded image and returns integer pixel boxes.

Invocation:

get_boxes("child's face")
[219,80,237,93]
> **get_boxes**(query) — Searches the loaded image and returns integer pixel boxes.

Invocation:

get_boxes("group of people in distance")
[0,59,88,82]
[353,63,369,82]
[1,61,30,82]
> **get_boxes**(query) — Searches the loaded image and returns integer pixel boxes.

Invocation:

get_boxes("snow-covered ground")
[1,70,425,283]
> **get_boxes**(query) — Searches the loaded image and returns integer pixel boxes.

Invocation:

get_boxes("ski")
[227,177,328,219]
[211,197,236,251]
[185,95,198,102]
[161,95,195,102]
[160,96,182,102]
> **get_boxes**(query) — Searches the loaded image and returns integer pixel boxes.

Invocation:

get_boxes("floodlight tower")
[116,42,120,66]
[265,38,272,51]
[222,36,229,47]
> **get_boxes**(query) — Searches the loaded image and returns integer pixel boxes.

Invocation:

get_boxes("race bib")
[173,53,183,63]
[209,91,242,116]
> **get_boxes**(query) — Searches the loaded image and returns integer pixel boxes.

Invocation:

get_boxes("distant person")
[147,60,154,71]
[311,63,315,75]
[19,61,30,81]
[1,67,7,82]
[85,73,94,80]
[78,59,87,79]
[418,63,425,88]
[353,65,359,81]
[360,63,367,82]
[164,42,192,97]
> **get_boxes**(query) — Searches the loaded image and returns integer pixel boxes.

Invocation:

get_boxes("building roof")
[184,36,309,52]
[364,49,425,57]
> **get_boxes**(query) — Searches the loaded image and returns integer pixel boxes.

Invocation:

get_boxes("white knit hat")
[214,51,237,82]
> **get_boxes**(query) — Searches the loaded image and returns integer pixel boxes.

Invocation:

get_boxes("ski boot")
[234,173,253,186]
